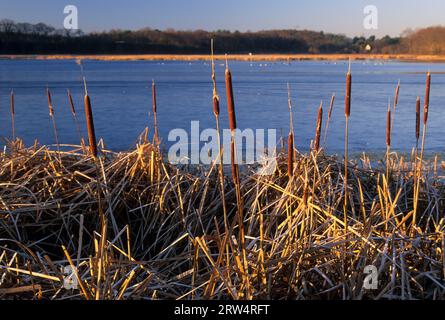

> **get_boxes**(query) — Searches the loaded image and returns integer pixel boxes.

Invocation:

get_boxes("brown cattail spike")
[152,80,157,115]
[211,39,220,117]
[345,62,352,118]
[84,92,98,157]
[314,101,323,152]
[225,57,237,132]
[415,96,421,141]
[288,132,294,177]
[386,102,391,147]
[152,80,159,144]
[394,80,400,107]
[68,89,76,115]
[10,90,15,139]
[47,88,54,117]
[423,72,431,125]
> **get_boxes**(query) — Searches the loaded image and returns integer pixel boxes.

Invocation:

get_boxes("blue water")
[0,59,444,153]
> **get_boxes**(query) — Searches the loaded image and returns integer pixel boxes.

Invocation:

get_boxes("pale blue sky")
[0,0,444,37]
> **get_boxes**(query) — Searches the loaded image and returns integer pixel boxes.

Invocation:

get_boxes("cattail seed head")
[345,67,351,118]
[314,102,323,152]
[423,72,431,125]
[394,80,400,107]
[10,90,15,115]
[152,80,157,115]
[225,59,237,132]
[46,88,54,117]
[386,102,391,147]
[415,96,421,141]
[67,89,76,116]
[287,132,294,177]
[84,93,98,157]
[328,93,335,119]
[213,95,220,118]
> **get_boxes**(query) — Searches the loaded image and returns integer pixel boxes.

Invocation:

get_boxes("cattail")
[84,87,98,157]
[10,90,15,140]
[230,140,239,183]
[225,57,237,132]
[47,88,54,117]
[211,39,220,118]
[288,133,294,177]
[67,89,85,146]
[67,89,76,116]
[423,72,431,125]
[386,102,391,147]
[328,93,335,119]
[152,80,159,144]
[213,95,220,118]
[394,80,400,107]
[314,101,323,152]
[415,96,420,141]
[152,80,157,115]
[343,60,351,236]
[345,62,352,118]
[323,93,335,146]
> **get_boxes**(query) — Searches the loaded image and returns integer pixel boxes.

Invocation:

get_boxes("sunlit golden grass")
[0,137,444,300]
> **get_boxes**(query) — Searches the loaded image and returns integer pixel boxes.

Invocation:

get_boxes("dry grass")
[0,137,444,300]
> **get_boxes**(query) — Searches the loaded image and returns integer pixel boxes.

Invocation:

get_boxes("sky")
[0,0,444,37]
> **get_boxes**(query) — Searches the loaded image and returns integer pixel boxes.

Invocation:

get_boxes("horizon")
[1,0,444,38]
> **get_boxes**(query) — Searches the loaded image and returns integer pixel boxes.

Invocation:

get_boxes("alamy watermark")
[363,5,378,30]
[167,121,278,175]
[363,265,378,290]
[63,5,79,30]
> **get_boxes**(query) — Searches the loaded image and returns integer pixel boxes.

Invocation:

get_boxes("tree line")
[0,19,443,55]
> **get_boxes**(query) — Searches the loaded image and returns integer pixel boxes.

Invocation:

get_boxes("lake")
[0,59,444,155]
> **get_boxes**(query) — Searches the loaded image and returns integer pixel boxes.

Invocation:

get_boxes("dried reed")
[414,72,431,231]
[386,101,391,179]
[343,60,352,234]
[46,88,60,153]
[83,81,98,157]
[391,80,400,131]
[288,132,294,177]
[67,89,84,146]
[10,90,15,140]
[225,57,250,298]
[314,101,323,152]
[152,80,159,145]
[323,93,335,146]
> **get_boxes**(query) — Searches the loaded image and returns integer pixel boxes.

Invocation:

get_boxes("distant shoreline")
[1,53,445,63]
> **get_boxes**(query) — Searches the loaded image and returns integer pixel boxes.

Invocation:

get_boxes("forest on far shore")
[0,19,444,55]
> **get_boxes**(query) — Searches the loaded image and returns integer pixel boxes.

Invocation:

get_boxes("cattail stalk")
[386,101,391,179]
[287,83,295,177]
[391,80,400,131]
[414,72,431,231]
[314,101,323,152]
[225,56,250,298]
[323,93,335,146]
[67,89,85,147]
[10,90,15,140]
[210,39,228,233]
[46,88,60,153]
[152,80,159,145]
[83,81,98,158]
[343,60,352,235]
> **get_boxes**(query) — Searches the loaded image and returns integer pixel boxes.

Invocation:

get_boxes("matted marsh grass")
[0,137,445,300]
